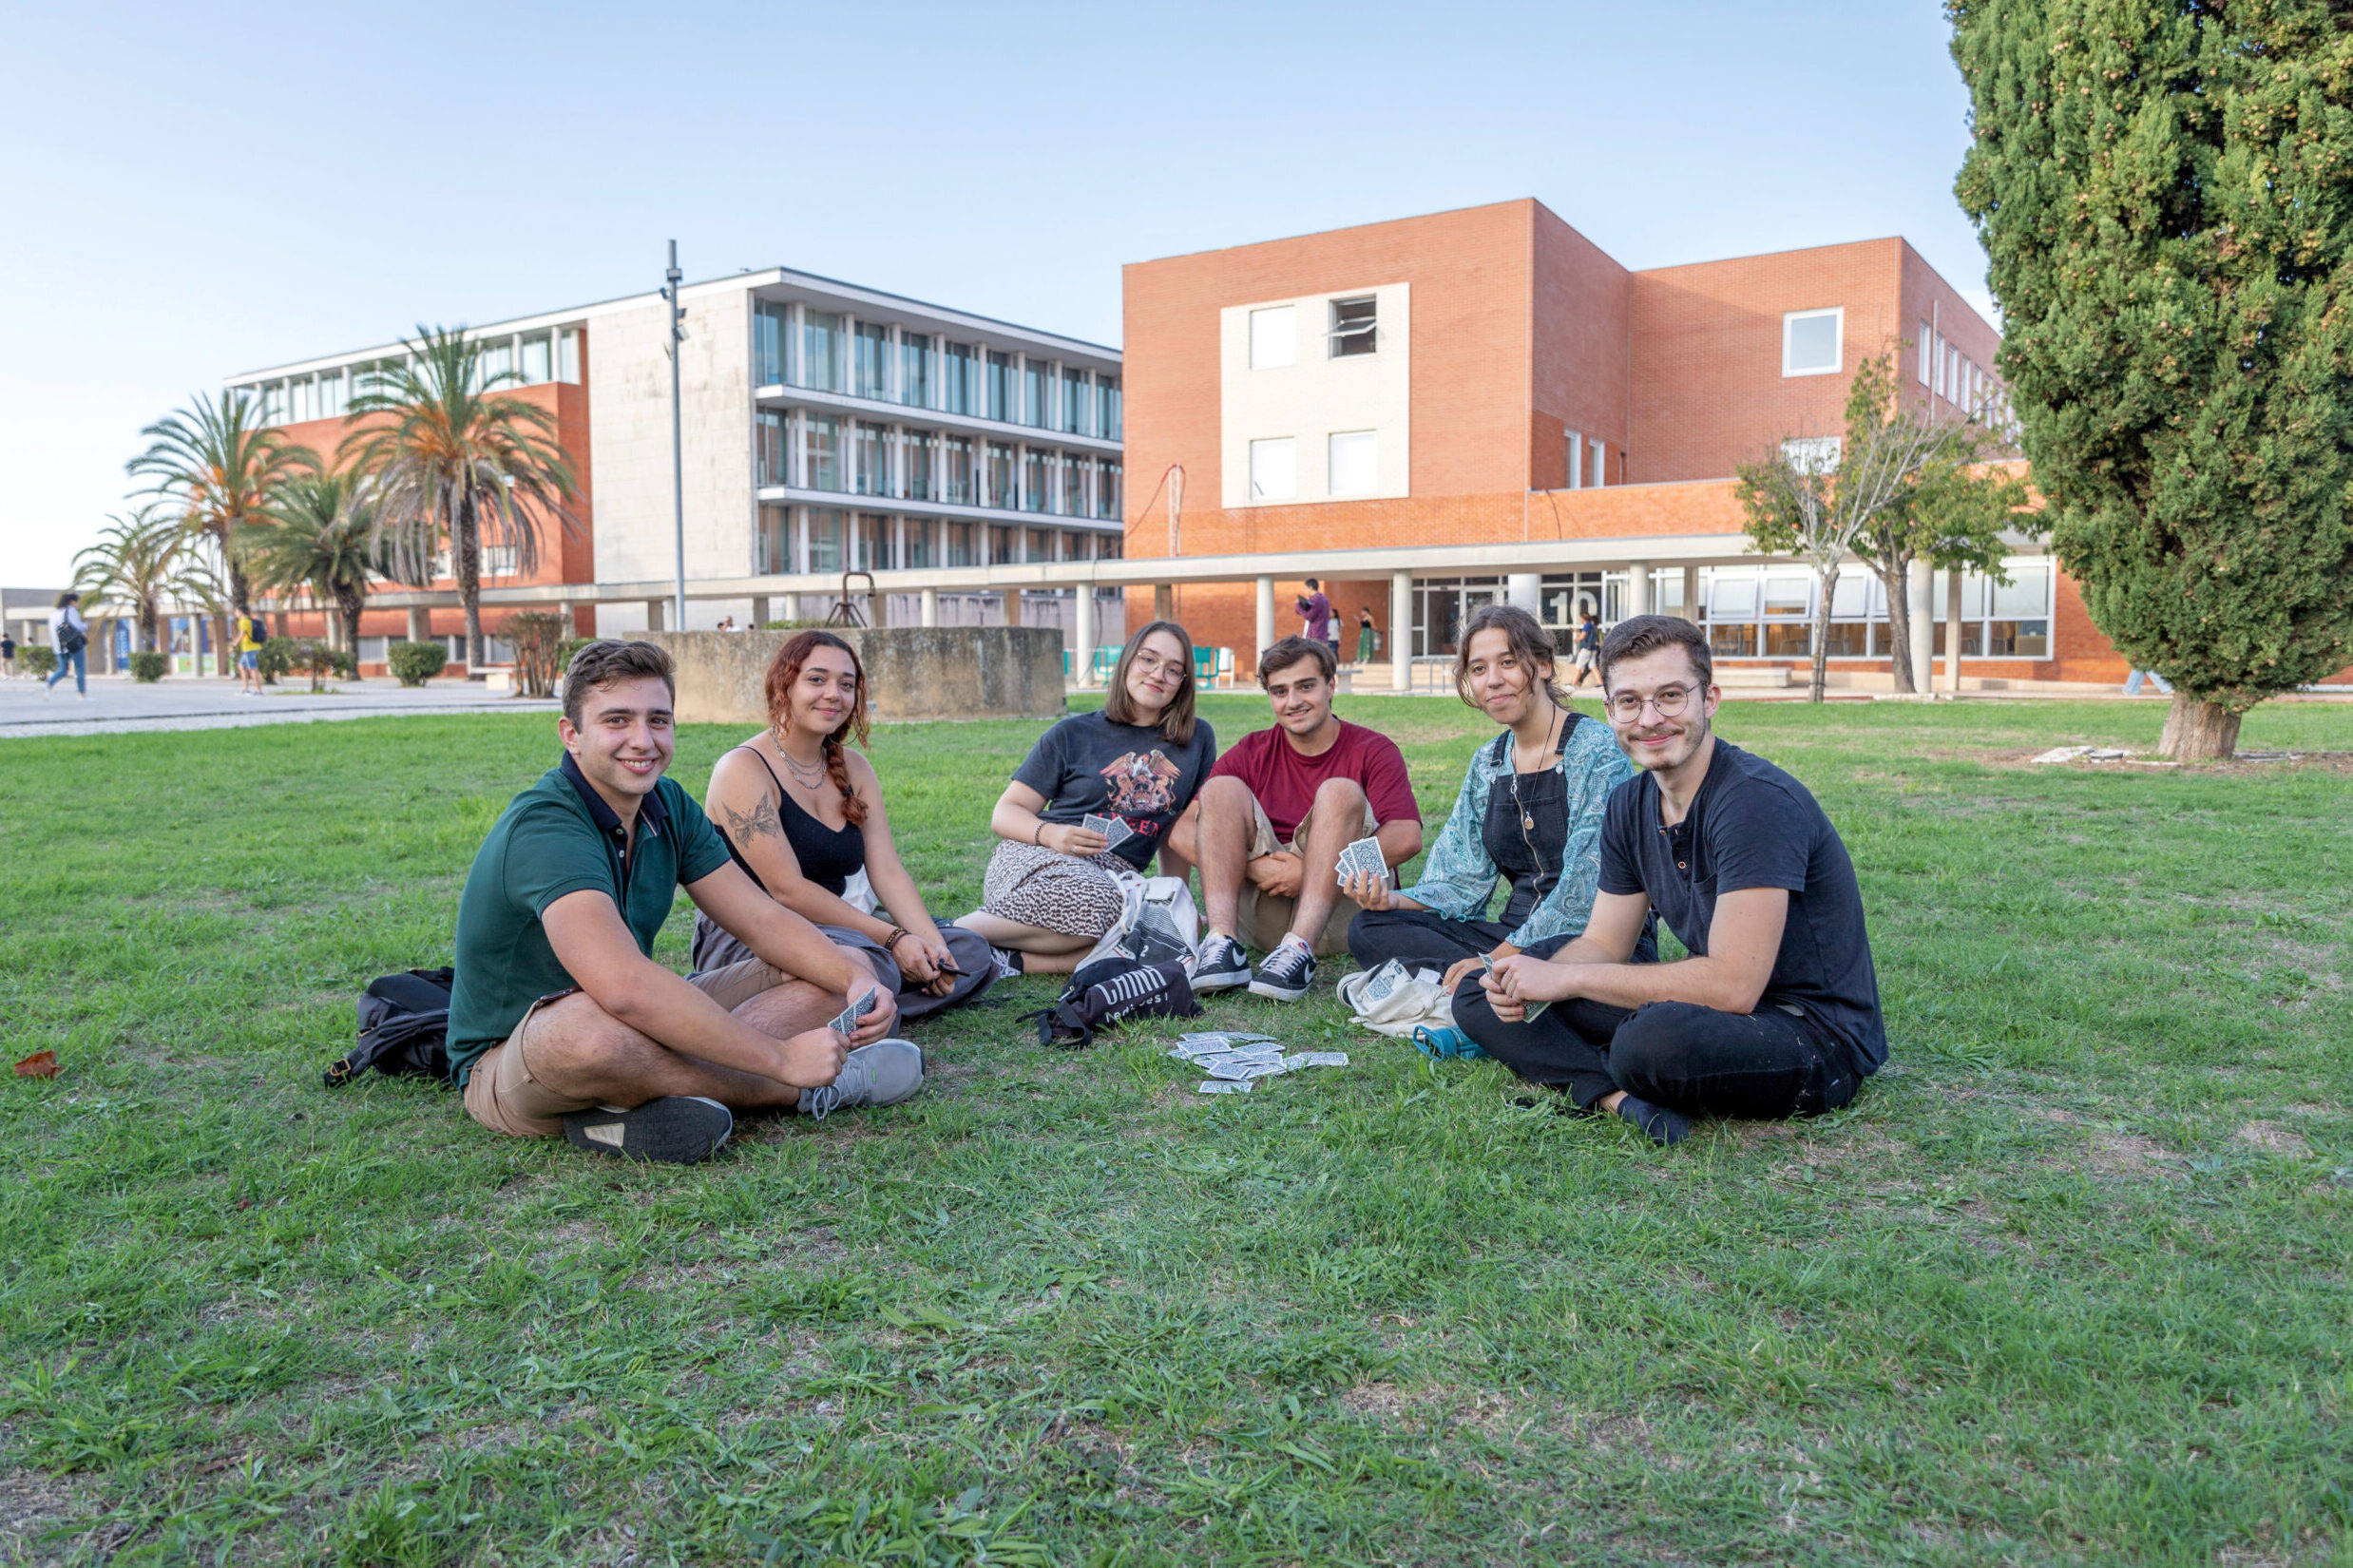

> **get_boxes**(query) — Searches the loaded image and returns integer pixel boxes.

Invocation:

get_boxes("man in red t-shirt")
[1170,637,1422,1001]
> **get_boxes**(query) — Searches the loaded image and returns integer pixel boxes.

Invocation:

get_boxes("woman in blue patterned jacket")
[1345,602,1647,993]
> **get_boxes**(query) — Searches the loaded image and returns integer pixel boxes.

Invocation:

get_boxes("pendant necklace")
[773,728,830,790]
[1510,706,1564,832]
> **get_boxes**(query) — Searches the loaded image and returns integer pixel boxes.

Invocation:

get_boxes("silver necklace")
[1508,706,1565,832]
[771,729,830,789]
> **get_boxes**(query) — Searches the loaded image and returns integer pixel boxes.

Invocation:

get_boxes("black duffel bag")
[325,967,456,1087]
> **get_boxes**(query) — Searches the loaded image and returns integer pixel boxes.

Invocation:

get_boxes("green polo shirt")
[446,755,732,1085]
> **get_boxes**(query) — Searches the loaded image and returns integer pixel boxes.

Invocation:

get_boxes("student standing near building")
[43,592,87,699]
[961,621,1215,976]
[1355,606,1381,665]
[1461,616,1885,1145]
[1349,605,1643,983]
[1,631,16,677]
[445,640,922,1166]
[1298,579,1337,663]
[1568,608,1603,689]
[693,631,994,1019]
[1174,636,1422,1001]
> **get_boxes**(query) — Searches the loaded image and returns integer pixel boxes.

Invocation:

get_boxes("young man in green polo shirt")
[448,640,925,1163]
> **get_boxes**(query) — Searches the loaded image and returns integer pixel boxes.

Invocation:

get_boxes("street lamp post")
[662,240,687,631]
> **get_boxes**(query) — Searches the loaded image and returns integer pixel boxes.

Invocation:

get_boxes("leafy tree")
[1949,0,2353,758]
[504,611,567,698]
[240,472,384,653]
[340,327,580,671]
[1856,450,2038,693]
[69,506,207,654]
[1736,350,1982,700]
[126,391,316,674]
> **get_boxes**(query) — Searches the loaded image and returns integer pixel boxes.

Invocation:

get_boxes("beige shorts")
[461,954,790,1138]
[1235,794,1381,957]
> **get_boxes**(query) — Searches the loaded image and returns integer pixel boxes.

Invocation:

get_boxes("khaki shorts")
[461,954,790,1138]
[1236,794,1380,957]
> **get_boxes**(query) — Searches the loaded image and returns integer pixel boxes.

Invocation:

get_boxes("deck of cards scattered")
[1336,836,1388,890]
[1169,1031,1349,1094]
[1081,813,1136,851]
[830,986,880,1037]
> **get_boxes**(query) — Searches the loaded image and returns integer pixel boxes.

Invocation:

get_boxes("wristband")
[883,927,911,955]
[1034,820,1046,846]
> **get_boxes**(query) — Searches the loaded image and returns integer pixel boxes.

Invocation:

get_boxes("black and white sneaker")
[1192,932,1251,992]
[1248,942,1317,1002]
[562,1096,734,1164]
[988,945,1024,981]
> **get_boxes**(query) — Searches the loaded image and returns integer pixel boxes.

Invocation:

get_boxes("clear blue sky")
[0,0,1986,587]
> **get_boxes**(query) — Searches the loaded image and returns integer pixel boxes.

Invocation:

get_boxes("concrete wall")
[641,626,1067,726]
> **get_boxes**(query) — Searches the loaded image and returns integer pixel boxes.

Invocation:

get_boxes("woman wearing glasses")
[959,620,1216,976]
[1347,602,1645,991]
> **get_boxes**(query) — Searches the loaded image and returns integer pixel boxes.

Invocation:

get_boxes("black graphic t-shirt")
[1010,710,1218,870]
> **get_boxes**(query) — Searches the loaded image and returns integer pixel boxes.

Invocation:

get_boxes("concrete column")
[1389,567,1413,694]
[645,599,666,631]
[1942,568,1965,693]
[1153,583,1174,623]
[407,607,430,643]
[1074,582,1096,686]
[1681,565,1701,625]
[1254,574,1275,665]
[1625,560,1652,619]
[749,596,769,629]
[1905,557,1933,694]
[1000,588,1021,629]
[1505,572,1542,617]
[919,587,939,627]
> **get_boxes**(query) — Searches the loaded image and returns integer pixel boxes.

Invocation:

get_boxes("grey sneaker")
[1248,942,1317,1002]
[1192,932,1251,991]
[562,1095,734,1163]
[799,1038,926,1120]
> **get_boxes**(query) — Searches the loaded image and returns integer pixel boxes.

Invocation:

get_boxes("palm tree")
[241,471,384,651]
[69,506,206,654]
[126,391,316,673]
[340,326,579,669]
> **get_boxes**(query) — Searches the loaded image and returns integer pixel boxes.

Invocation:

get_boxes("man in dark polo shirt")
[447,640,922,1164]
[1458,615,1884,1145]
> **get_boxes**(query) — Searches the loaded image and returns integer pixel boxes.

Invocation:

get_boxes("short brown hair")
[1256,635,1336,687]
[1102,620,1199,745]
[1453,603,1567,710]
[563,640,676,727]
[1597,615,1712,692]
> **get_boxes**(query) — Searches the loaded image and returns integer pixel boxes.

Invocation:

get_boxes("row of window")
[1698,563,2053,660]
[1919,321,2008,425]
[755,507,1123,577]
[1245,430,1379,503]
[755,411,1121,520]
[1564,430,1611,488]
[1247,296,1380,368]
[754,300,1121,438]
[245,327,584,426]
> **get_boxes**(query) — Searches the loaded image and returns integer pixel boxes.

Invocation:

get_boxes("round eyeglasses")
[1605,682,1702,722]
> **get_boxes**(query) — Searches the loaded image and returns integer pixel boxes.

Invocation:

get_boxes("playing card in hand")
[1336,837,1388,890]
[1081,813,1135,851]
[829,986,880,1037]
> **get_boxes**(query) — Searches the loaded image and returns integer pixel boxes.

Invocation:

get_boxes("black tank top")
[717,744,866,896]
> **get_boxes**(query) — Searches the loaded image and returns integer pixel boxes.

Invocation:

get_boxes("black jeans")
[1450,934,1858,1119]
[1348,908,1512,973]
[691,916,996,1023]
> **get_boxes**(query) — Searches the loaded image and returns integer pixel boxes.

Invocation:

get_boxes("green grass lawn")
[2,695,2348,1566]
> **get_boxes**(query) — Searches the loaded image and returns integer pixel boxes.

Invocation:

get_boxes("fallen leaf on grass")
[14,1051,59,1079]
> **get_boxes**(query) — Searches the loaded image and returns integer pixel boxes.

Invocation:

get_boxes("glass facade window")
[1098,531,1122,560]
[1098,375,1120,440]
[802,413,841,491]
[1062,530,1088,562]
[1098,459,1122,521]
[1022,357,1050,428]
[900,429,932,501]
[903,517,934,568]
[807,507,845,573]
[852,422,890,496]
[985,442,1015,508]
[944,521,975,567]
[558,327,583,383]
[942,341,975,415]
[1062,454,1087,517]
[941,434,974,505]
[756,410,789,488]
[479,339,512,388]
[986,352,1014,422]
[800,312,841,392]
[1987,564,2052,657]
[854,513,887,571]
[519,333,551,385]
[988,524,1015,565]
[757,506,790,575]
[1061,367,1089,435]
[1022,448,1047,511]
[755,303,789,386]
[899,332,930,408]
[855,322,890,400]
[1023,526,1048,563]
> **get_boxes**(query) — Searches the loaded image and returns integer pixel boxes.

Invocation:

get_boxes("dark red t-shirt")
[1208,719,1421,843]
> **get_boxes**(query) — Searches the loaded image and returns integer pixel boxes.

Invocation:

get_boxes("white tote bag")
[1336,959,1456,1039]
[1079,870,1200,970]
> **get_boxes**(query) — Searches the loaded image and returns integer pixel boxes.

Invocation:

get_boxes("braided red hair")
[763,631,870,827]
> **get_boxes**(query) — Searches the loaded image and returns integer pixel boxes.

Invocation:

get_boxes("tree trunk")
[2159,694,2243,761]
[457,493,485,671]
[1880,556,1918,693]
[1808,565,1834,701]
[339,585,367,671]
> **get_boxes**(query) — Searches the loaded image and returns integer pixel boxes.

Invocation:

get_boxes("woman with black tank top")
[692,631,994,1021]
[1347,603,1644,986]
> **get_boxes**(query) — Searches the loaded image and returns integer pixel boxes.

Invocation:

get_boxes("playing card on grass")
[1197,1080,1253,1095]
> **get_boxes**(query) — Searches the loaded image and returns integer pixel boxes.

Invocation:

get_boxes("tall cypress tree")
[1948,1,2353,757]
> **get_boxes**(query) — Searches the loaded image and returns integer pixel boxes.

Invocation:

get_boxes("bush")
[506,612,567,698]
[255,640,294,684]
[387,641,448,687]
[762,620,820,630]
[129,651,170,683]
[20,646,56,679]
[277,639,355,692]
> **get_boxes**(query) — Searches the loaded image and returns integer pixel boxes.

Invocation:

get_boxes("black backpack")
[55,621,86,658]
[1032,955,1201,1048]
[249,617,268,645]
[325,967,455,1087]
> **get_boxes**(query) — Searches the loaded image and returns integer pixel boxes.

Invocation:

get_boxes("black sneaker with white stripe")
[562,1096,735,1163]
[1191,932,1250,992]
[1247,942,1317,1003]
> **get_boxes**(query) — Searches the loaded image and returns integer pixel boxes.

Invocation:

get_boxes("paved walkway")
[0,675,558,739]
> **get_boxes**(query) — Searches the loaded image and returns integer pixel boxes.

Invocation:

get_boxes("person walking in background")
[1,631,15,678]
[1356,606,1381,665]
[694,630,996,1022]
[43,591,87,699]
[235,610,266,695]
[2123,669,2173,697]
[1568,608,1603,689]
[1299,579,1337,663]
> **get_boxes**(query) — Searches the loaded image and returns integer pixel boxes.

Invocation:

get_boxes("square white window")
[1249,437,1296,503]
[1249,305,1296,369]
[1328,430,1377,496]
[1781,435,1842,474]
[1330,296,1377,357]
[1918,323,1934,385]
[1783,308,1843,376]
